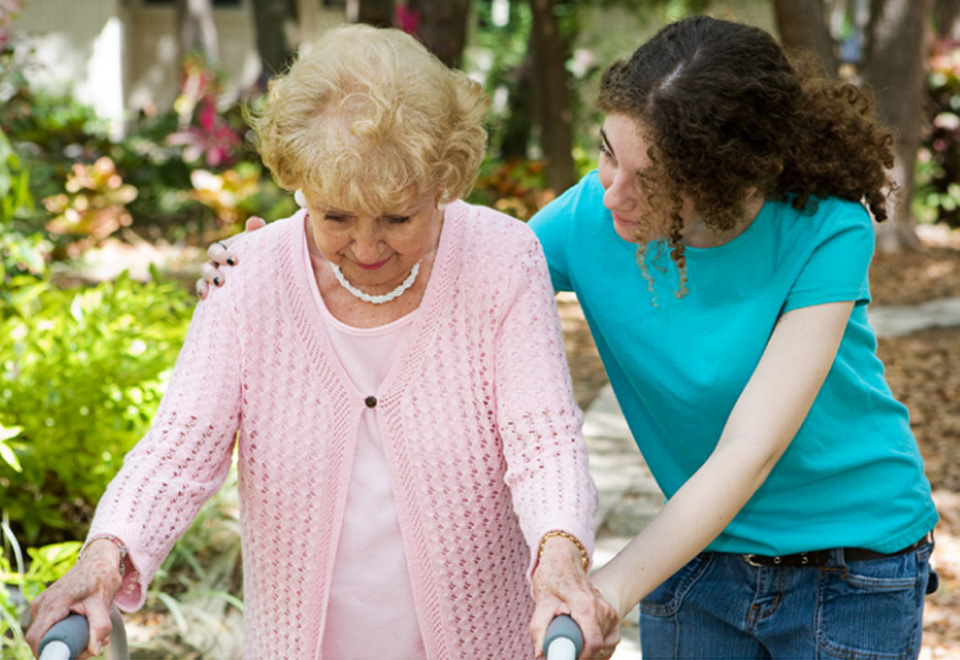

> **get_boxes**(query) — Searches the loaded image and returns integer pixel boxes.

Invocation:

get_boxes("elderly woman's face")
[304,189,444,292]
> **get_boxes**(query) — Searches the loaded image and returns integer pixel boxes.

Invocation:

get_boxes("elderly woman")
[26,25,619,660]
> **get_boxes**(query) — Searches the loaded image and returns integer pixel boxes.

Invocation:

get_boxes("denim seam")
[814,554,924,659]
[640,552,714,618]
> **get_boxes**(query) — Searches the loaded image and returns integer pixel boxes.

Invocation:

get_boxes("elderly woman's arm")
[27,273,244,658]
[495,230,620,658]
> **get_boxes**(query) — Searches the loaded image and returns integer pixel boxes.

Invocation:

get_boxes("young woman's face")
[598,114,653,243]
[597,113,698,244]
[304,190,443,292]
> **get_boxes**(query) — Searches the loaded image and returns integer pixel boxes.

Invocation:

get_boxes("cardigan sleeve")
[86,276,244,611]
[494,230,598,577]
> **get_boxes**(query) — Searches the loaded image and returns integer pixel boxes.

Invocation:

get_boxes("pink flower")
[396,6,419,34]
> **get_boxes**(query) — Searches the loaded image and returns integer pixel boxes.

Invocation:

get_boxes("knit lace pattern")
[88,202,597,659]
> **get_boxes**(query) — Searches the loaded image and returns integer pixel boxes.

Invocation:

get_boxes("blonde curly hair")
[248,24,489,215]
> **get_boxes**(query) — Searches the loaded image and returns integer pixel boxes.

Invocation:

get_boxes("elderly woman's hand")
[25,539,123,660]
[195,216,267,299]
[530,535,621,659]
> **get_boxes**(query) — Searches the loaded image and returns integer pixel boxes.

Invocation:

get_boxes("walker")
[38,610,583,659]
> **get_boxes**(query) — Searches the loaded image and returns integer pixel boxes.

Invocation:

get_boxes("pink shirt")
[312,273,425,659]
[89,202,597,659]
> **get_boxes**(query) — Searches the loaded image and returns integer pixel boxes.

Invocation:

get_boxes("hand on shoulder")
[196,216,267,299]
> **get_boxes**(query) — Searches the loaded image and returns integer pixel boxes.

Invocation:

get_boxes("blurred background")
[1,0,959,657]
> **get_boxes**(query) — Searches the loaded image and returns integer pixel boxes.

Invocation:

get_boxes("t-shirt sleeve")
[529,194,574,293]
[783,202,875,313]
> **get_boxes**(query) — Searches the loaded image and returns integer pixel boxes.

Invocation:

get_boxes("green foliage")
[0,127,49,286]
[0,128,32,221]
[0,586,31,660]
[467,0,534,158]
[189,161,297,233]
[916,40,960,228]
[1,89,115,217]
[0,515,80,660]
[471,156,551,220]
[2,89,110,155]
[0,272,193,544]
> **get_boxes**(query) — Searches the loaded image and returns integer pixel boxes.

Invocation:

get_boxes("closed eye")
[599,129,615,162]
[599,140,613,160]
[386,216,411,224]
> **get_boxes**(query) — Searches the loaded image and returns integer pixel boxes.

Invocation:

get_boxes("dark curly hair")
[597,15,895,289]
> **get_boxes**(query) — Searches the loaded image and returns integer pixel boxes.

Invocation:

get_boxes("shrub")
[42,156,138,259]
[1,520,81,659]
[190,161,297,232]
[916,39,960,228]
[0,272,193,544]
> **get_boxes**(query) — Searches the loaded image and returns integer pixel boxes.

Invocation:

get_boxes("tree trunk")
[500,52,534,160]
[528,0,575,194]
[407,0,472,68]
[174,0,218,65]
[250,0,299,80]
[347,0,395,27]
[773,0,839,75]
[861,0,933,251]
[934,0,960,37]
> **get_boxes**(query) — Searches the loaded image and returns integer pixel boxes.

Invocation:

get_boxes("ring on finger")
[598,648,608,659]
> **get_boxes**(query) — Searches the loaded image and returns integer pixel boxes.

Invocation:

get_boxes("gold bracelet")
[538,530,589,572]
[80,534,128,577]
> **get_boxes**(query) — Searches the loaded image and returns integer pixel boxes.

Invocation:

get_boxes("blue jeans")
[640,540,936,659]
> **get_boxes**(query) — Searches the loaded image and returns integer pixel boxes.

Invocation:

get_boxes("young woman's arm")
[591,300,855,619]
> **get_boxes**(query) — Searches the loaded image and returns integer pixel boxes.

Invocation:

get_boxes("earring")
[294,189,307,208]
[437,191,450,211]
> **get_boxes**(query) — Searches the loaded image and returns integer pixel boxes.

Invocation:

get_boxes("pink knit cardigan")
[88,201,597,659]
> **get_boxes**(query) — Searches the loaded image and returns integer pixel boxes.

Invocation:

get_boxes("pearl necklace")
[331,261,421,304]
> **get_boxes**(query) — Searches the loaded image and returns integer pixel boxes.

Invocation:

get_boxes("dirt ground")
[556,229,960,658]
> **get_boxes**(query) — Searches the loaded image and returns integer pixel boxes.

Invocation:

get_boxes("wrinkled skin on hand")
[530,536,621,659]
[26,540,123,659]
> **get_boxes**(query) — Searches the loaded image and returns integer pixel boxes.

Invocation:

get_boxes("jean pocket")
[816,552,927,659]
[640,552,713,618]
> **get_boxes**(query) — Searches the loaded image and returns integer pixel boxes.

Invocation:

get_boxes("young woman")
[533,15,938,659]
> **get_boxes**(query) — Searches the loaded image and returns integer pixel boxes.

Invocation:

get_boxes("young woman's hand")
[195,216,266,298]
[530,535,621,659]
[26,539,124,659]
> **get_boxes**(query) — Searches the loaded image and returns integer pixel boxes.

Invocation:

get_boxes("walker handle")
[37,608,129,660]
[37,613,88,660]
[544,614,584,660]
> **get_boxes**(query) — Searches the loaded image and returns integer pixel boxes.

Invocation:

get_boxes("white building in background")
[13,0,347,137]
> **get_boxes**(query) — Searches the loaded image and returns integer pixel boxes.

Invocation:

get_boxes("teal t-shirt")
[530,171,938,555]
